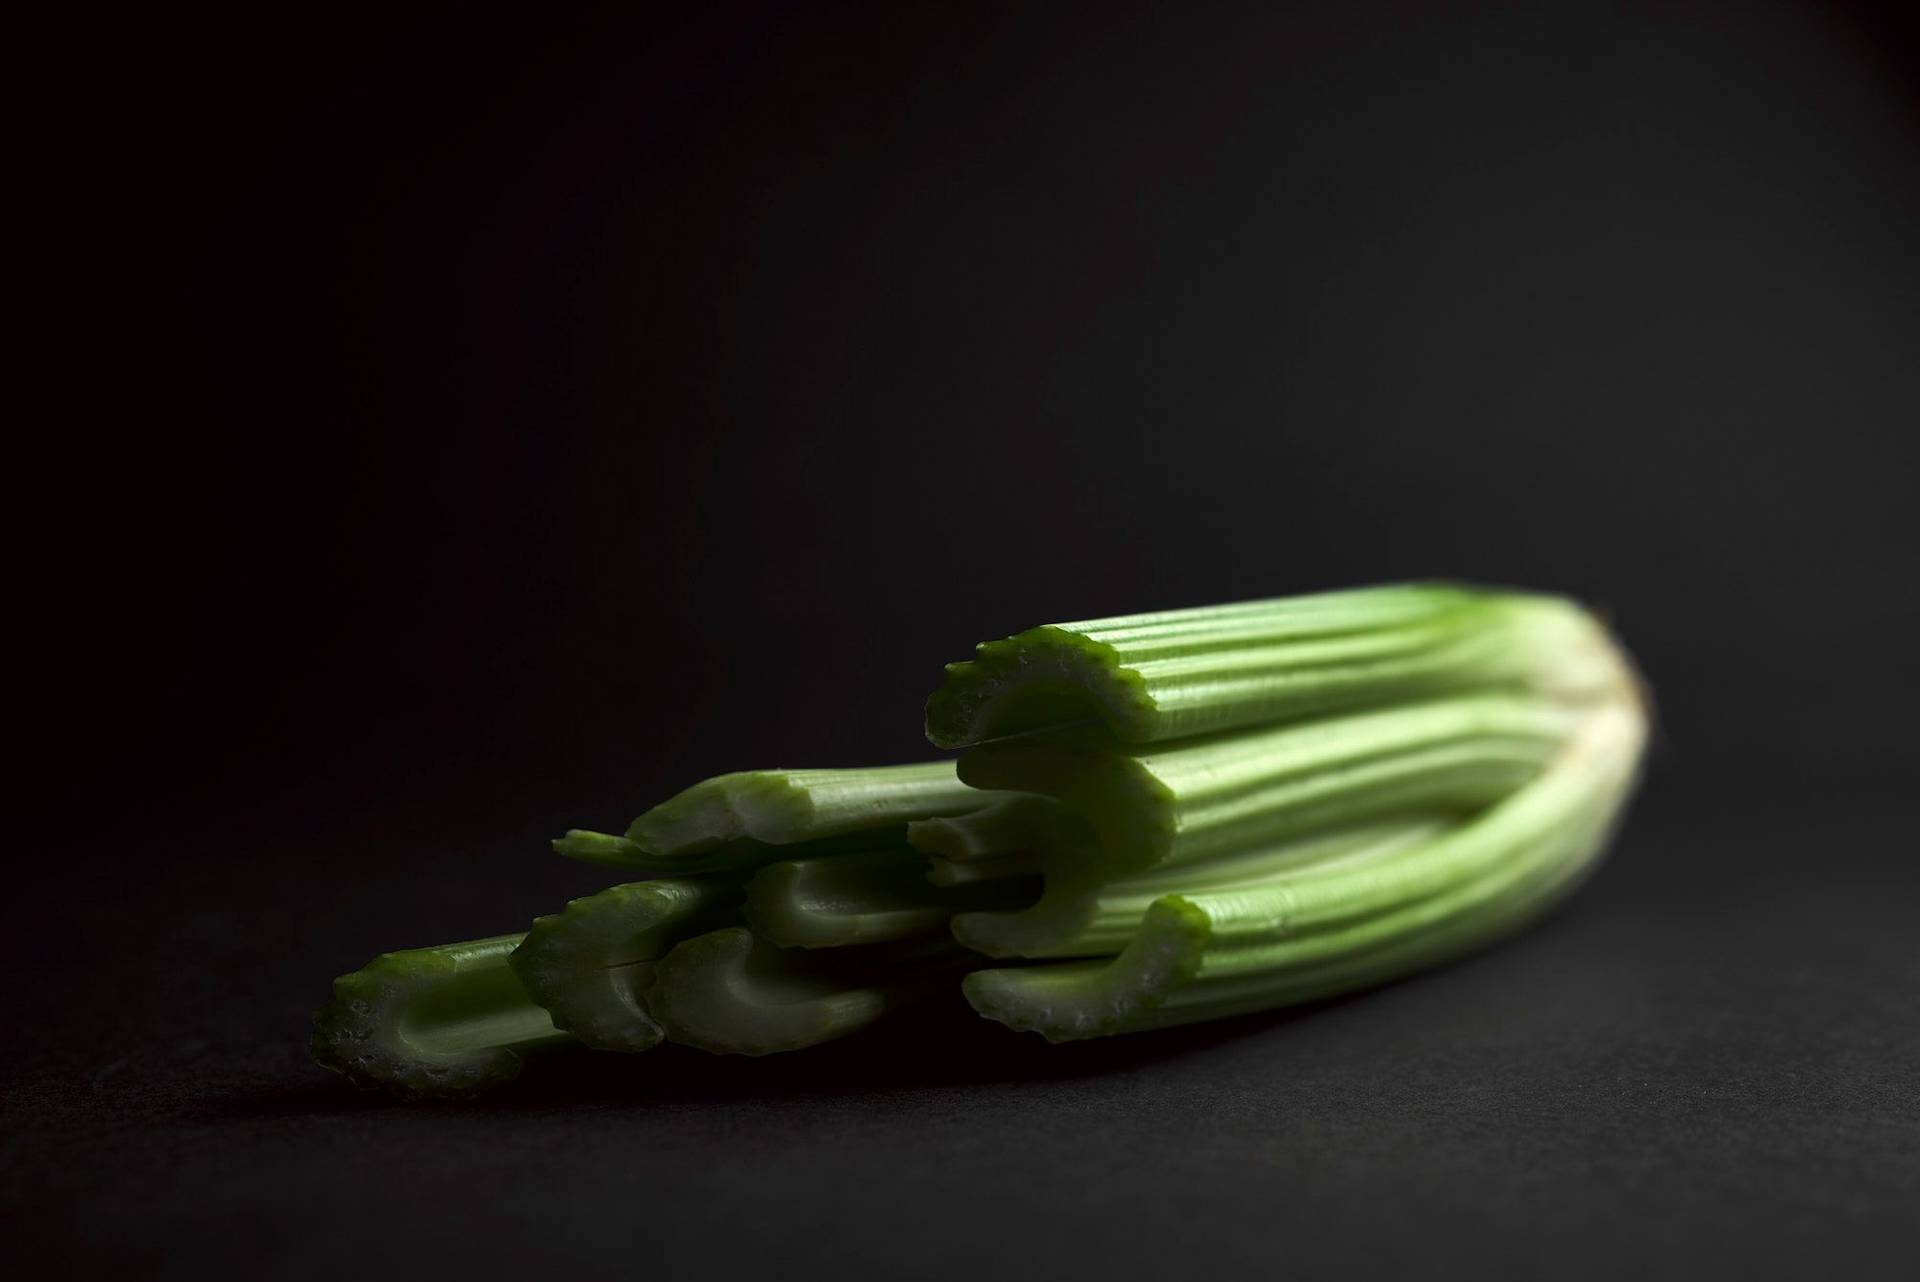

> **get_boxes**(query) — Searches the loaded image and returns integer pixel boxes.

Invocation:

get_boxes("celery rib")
[905,793,1097,863]
[508,877,741,1052]
[963,702,1644,1041]
[950,814,1455,959]
[924,850,1043,887]
[958,693,1587,875]
[311,934,570,1098]
[644,930,970,1056]
[925,584,1621,747]
[744,848,1038,948]
[554,762,986,874]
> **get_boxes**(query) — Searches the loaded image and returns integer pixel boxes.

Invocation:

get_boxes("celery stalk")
[554,762,985,874]
[744,848,1038,948]
[644,929,971,1056]
[508,877,741,1052]
[923,850,1043,887]
[950,814,1455,959]
[963,702,1644,1041]
[905,793,1097,864]
[957,693,1586,875]
[925,584,1622,747]
[311,934,571,1098]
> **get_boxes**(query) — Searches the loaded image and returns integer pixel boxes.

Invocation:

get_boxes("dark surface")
[14,2,1919,1277]
[8,790,1917,1278]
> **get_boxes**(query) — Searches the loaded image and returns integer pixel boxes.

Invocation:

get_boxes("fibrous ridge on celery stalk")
[957,693,1586,875]
[925,583,1623,747]
[508,877,740,1052]
[556,762,984,874]
[963,701,1644,1041]
[644,929,972,1056]
[950,814,1455,959]
[311,935,571,1098]
[744,848,1039,948]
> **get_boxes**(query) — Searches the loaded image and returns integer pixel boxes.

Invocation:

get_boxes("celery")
[925,584,1621,747]
[311,935,570,1098]
[905,793,1097,864]
[950,814,1455,959]
[508,877,741,1052]
[963,703,1643,1041]
[554,762,983,874]
[744,848,1037,948]
[923,850,1042,888]
[957,693,1587,875]
[644,929,970,1056]
[309,582,1650,1090]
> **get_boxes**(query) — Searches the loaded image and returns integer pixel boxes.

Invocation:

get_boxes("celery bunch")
[311,582,1645,1097]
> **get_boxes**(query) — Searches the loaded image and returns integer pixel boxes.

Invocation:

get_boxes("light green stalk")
[553,762,984,874]
[950,814,1455,959]
[744,848,1038,948]
[924,850,1043,887]
[905,793,1097,863]
[925,584,1622,747]
[957,693,1587,876]
[644,930,972,1056]
[311,934,570,1098]
[508,877,741,1052]
[964,702,1644,1041]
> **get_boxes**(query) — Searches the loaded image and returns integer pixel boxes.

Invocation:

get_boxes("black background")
[12,3,1918,1277]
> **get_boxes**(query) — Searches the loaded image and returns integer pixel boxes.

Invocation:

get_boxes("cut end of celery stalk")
[905,792,1097,862]
[747,848,1042,948]
[747,849,954,948]
[643,928,896,1056]
[551,829,649,867]
[925,583,1626,749]
[924,850,1043,888]
[311,934,568,1098]
[963,898,1212,1041]
[509,878,739,1053]
[622,763,983,869]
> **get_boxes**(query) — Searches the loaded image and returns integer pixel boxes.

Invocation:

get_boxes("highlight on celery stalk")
[309,581,1646,1098]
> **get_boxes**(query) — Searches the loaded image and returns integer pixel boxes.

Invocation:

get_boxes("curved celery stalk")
[951,814,1455,959]
[554,762,985,874]
[311,934,570,1098]
[905,793,1096,863]
[964,701,1644,1041]
[924,850,1042,887]
[745,848,1038,948]
[508,877,741,1052]
[958,693,1585,876]
[925,584,1623,748]
[644,929,972,1056]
